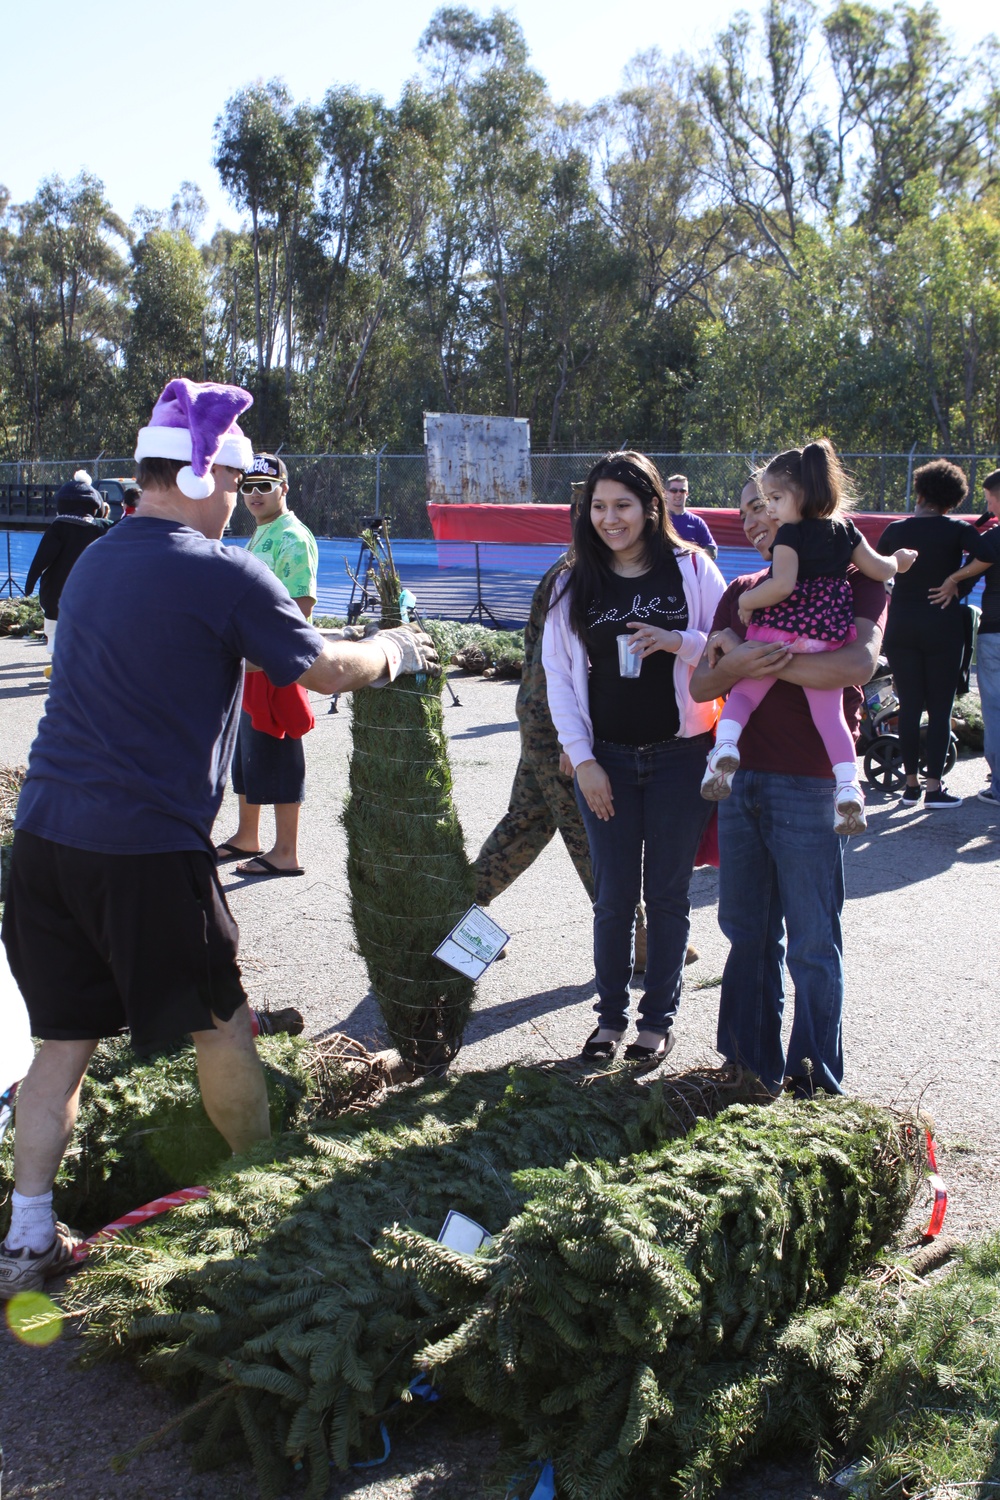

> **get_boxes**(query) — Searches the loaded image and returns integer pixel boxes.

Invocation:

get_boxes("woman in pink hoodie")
[542,452,725,1063]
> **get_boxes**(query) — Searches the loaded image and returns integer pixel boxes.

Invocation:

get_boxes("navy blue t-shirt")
[16,518,324,854]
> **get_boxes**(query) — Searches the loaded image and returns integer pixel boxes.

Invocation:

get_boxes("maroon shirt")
[711,566,888,779]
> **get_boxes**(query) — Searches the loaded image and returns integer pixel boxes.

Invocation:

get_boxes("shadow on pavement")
[844,791,999,897]
[464,980,596,1043]
[324,980,597,1053]
[449,720,519,739]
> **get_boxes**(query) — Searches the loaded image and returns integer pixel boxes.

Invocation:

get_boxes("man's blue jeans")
[576,733,712,1034]
[977,633,1000,798]
[717,770,845,1095]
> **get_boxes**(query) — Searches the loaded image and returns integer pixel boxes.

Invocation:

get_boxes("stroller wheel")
[863,735,906,791]
[919,729,958,777]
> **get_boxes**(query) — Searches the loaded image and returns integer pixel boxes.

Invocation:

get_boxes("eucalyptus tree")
[824,1,986,235]
[214,80,320,434]
[293,81,446,446]
[696,0,818,272]
[419,7,549,417]
[126,228,211,419]
[0,174,129,457]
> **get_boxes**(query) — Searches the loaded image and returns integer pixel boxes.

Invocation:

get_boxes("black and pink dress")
[749,517,862,653]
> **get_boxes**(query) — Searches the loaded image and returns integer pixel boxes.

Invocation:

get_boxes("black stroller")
[857,657,958,791]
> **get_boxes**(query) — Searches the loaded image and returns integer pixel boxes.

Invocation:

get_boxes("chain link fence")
[3,451,998,536]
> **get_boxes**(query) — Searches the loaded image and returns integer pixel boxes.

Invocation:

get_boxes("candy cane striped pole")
[923,1128,948,1239]
[71,1187,210,1261]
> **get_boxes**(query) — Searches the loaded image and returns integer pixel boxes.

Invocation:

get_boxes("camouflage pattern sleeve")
[516,557,570,762]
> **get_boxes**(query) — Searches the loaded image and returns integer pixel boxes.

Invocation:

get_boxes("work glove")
[375,625,441,681]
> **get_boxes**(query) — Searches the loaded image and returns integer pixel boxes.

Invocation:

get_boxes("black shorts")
[231,710,306,805]
[1,830,246,1047]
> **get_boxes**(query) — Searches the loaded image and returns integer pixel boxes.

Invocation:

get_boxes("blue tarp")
[2,531,984,629]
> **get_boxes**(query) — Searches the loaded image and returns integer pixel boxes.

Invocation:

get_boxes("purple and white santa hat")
[134,378,254,499]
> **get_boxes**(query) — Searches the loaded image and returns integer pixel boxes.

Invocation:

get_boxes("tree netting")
[397,1099,925,1500]
[66,1064,767,1495]
[344,526,476,1073]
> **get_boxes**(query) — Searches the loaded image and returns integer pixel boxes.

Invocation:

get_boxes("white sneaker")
[700,743,740,801]
[834,781,867,835]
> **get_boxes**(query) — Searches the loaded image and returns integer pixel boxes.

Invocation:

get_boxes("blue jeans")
[576,734,712,1034]
[977,633,1000,798]
[716,771,845,1095]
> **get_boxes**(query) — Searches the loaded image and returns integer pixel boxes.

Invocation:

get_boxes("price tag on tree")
[434,905,509,980]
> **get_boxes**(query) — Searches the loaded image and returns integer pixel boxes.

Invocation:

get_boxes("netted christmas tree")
[396,1098,926,1500]
[67,1065,764,1496]
[344,525,475,1073]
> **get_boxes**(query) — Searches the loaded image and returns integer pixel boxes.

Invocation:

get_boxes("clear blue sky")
[3,0,997,237]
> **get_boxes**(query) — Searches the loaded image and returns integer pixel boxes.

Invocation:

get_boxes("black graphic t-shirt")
[585,554,688,745]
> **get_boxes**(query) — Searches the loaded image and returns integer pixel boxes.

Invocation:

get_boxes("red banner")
[427,503,899,549]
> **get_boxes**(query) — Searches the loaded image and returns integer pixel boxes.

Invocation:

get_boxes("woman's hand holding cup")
[625,621,682,659]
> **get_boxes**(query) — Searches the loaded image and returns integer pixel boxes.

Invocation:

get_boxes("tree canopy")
[2,0,998,459]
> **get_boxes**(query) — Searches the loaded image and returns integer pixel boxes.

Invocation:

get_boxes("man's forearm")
[690,619,882,702]
[298,639,393,695]
[691,654,745,701]
[775,625,881,691]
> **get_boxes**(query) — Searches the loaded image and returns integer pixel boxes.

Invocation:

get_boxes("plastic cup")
[617,633,642,678]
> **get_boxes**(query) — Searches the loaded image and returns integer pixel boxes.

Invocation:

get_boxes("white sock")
[5,1189,56,1253]
[716,720,743,749]
[833,761,861,789]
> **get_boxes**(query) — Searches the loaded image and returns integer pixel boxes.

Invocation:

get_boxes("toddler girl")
[701,439,915,833]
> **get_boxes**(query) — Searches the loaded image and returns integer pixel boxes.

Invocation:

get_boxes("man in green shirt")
[215,452,320,876]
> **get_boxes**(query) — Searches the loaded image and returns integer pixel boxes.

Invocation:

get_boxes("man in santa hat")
[0,379,438,1299]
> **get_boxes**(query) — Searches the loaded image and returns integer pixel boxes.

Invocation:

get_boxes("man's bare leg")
[260,802,302,870]
[219,793,263,855]
[192,1003,271,1153]
[12,1038,98,1198]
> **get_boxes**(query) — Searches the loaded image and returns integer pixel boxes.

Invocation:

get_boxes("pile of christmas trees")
[402,1098,924,1499]
[63,1068,928,1499]
[0,1033,382,1240]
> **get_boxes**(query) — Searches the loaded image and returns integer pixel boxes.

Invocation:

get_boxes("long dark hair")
[551,451,690,638]
[760,438,854,520]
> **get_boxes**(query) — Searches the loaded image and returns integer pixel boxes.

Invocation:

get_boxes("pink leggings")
[725,625,856,769]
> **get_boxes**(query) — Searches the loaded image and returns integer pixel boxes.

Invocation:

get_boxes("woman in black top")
[541,453,726,1063]
[877,460,976,808]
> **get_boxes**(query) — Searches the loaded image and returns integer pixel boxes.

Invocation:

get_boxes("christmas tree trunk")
[343,527,475,1073]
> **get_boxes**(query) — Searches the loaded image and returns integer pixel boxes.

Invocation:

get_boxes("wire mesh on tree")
[399,1099,926,1500]
[343,525,476,1074]
[68,1065,766,1497]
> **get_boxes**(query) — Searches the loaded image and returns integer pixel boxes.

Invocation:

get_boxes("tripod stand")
[463,543,500,626]
[331,518,388,714]
[1,530,25,599]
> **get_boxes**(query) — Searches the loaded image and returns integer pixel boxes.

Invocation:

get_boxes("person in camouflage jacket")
[474,559,593,905]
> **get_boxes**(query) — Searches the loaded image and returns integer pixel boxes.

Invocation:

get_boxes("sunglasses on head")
[240,477,282,495]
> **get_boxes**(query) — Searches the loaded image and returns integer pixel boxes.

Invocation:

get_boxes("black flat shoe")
[623,1030,676,1064]
[581,1027,625,1061]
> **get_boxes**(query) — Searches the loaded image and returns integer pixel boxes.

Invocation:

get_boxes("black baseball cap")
[248,452,288,482]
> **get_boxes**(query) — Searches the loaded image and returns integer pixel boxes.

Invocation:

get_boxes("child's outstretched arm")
[851,536,916,581]
[737,544,799,624]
